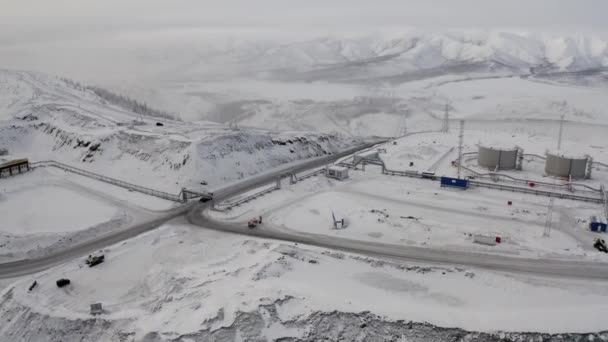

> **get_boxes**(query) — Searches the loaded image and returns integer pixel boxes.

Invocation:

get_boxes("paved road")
[5,136,606,281]
[0,206,191,279]
[188,207,608,280]
[0,140,383,279]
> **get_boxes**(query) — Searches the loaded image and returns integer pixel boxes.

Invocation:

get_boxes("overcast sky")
[1,0,608,44]
[1,0,607,88]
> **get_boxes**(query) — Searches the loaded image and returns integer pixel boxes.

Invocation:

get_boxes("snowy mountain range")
[168,31,608,81]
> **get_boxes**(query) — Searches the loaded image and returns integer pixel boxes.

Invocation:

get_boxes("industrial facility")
[0,158,30,178]
[326,165,349,180]
[544,152,592,179]
[477,145,522,170]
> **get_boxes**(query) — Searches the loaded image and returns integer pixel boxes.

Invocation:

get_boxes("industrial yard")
[208,124,608,262]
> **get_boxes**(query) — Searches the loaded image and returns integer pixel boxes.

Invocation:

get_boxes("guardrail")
[289,168,326,184]
[31,160,212,203]
[213,183,280,211]
[468,180,603,203]
[457,158,603,193]
[382,168,423,178]
[338,156,604,203]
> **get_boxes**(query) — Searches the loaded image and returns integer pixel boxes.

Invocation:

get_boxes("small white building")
[326,165,349,180]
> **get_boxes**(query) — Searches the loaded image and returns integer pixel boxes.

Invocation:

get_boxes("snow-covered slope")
[0,70,359,191]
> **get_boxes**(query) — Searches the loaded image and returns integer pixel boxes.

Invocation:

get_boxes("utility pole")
[557,113,565,151]
[442,104,450,133]
[457,120,464,178]
[544,197,554,237]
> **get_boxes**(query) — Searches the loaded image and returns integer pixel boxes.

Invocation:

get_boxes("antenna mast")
[457,120,464,178]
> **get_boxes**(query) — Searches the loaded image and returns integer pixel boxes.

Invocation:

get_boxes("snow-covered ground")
[211,165,606,261]
[0,184,117,234]
[0,168,175,262]
[1,221,608,341]
[210,118,608,262]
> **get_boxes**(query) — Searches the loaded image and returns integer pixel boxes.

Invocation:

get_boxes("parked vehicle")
[594,238,607,253]
[248,216,263,229]
[56,279,71,288]
[86,254,105,267]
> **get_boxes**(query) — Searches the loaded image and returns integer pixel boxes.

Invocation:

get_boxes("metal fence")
[213,183,280,211]
[289,168,326,184]
[30,160,211,203]
[337,157,604,203]
[468,180,603,203]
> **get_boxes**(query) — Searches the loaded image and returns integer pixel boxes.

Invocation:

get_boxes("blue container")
[589,218,607,233]
[440,177,469,189]
[590,222,599,232]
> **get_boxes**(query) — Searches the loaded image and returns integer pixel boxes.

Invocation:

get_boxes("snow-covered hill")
[0,70,359,191]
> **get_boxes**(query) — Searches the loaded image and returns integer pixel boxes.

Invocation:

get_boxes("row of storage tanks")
[477,145,592,179]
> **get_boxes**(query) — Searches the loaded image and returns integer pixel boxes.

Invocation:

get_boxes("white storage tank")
[477,145,520,170]
[545,152,590,179]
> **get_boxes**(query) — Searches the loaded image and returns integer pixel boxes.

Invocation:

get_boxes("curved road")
[2,137,607,281]
[188,206,608,280]
[0,140,383,279]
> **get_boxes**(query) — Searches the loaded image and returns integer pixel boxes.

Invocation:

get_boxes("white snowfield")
[0,183,117,234]
[0,168,176,263]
